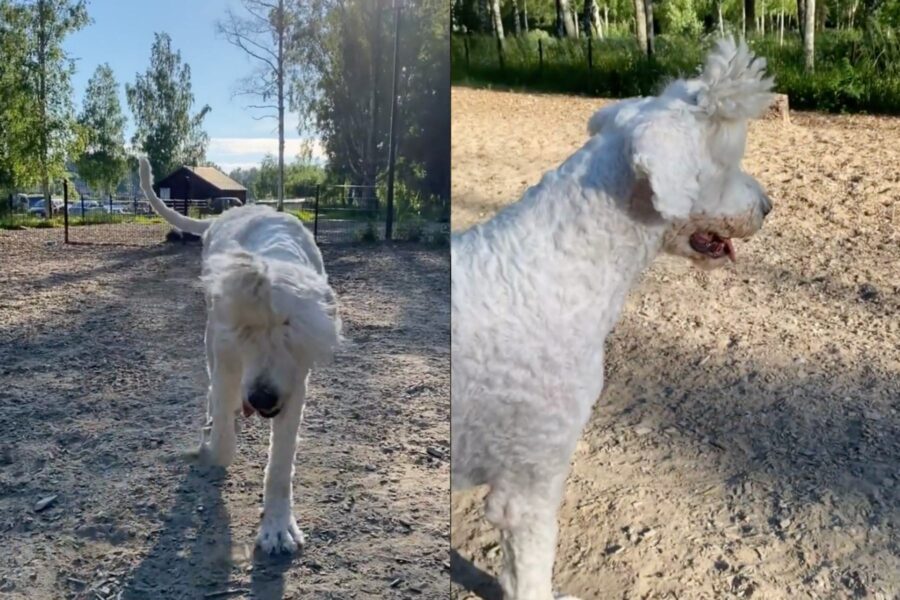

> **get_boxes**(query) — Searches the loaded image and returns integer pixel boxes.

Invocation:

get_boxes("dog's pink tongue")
[242,401,255,418]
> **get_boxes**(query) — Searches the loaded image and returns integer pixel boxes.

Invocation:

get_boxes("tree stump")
[765,93,791,124]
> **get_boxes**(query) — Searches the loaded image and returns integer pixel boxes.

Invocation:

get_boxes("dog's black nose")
[248,382,278,412]
[761,195,773,217]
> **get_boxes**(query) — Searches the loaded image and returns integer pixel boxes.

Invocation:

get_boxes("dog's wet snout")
[248,382,279,413]
[761,194,773,217]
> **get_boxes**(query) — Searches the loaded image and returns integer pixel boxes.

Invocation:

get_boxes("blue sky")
[64,0,323,172]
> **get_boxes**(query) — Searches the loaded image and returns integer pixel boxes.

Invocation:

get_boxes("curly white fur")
[451,39,774,599]
[139,158,341,554]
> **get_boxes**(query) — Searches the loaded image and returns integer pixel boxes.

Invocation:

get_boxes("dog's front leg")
[256,385,305,554]
[487,477,580,600]
[190,344,241,467]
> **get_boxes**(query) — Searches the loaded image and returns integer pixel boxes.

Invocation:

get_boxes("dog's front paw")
[257,512,304,554]
[183,441,234,467]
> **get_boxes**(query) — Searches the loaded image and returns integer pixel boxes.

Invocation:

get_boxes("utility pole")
[385,0,402,241]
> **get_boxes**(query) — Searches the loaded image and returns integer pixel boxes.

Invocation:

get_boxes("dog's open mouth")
[689,232,735,261]
[241,401,280,419]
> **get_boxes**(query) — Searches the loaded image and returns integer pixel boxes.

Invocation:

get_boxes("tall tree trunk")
[797,0,805,41]
[643,0,654,57]
[760,0,766,34]
[479,0,491,33]
[804,0,815,71]
[37,0,50,217]
[572,4,580,37]
[742,0,746,35]
[717,0,725,35]
[522,0,529,31]
[276,0,285,212]
[583,0,600,37]
[746,0,757,34]
[512,0,521,35]
[364,0,385,198]
[633,0,648,55]
[779,8,785,45]
[604,4,609,35]
[490,0,504,40]
[556,0,578,37]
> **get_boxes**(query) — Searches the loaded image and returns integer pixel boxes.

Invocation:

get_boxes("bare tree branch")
[220,28,278,71]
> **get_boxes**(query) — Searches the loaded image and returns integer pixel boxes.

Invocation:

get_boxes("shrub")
[357,221,379,243]
[452,31,900,115]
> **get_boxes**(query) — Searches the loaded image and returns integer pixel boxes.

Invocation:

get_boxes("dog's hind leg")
[486,475,580,600]
[256,376,307,554]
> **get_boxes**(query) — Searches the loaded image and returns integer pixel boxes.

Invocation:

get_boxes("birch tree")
[218,0,292,211]
[634,0,648,55]
[25,0,89,216]
[804,0,815,71]
[75,64,128,197]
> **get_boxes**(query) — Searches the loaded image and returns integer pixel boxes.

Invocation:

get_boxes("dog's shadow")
[119,462,298,599]
[450,549,503,600]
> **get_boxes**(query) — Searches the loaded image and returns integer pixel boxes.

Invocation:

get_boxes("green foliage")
[126,33,211,179]
[75,64,128,194]
[0,0,89,199]
[658,0,703,36]
[452,30,900,114]
[291,0,449,218]
[229,154,327,200]
[0,0,31,193]
[357,220,379,243]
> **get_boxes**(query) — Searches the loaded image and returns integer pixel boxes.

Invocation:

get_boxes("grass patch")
[0,214,167,230]
[452,28,900,114]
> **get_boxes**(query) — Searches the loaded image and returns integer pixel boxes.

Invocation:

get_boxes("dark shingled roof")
[185,166,247,191]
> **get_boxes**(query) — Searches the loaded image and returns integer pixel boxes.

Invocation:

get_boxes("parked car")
[27,196,63,216]
[12,194,42,211]
[64,200,104,217]
[101,203,130,215]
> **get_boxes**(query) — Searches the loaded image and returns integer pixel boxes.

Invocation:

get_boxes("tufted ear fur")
[629,115,701,221]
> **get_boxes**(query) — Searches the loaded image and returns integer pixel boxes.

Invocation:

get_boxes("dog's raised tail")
[697,37,775,122]
[138,157,211,236]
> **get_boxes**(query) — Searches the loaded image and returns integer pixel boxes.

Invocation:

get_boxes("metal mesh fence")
[3,179,447,247]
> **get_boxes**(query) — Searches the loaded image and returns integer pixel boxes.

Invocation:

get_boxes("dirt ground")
[450,88,899,600]
[0,228,449,599]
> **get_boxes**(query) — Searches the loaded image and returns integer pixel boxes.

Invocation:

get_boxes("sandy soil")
[0,228,449,599]
[450,88,899,600]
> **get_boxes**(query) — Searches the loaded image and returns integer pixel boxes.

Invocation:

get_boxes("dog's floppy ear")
[629,116,701,221]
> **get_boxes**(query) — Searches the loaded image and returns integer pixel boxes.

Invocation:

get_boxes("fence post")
[63,180,69,244]
[80,191,85,222]
[464,34,470,70]
[183,176,191,217]
[108,193,113,218]
[587,35,593,72]
[539,38,544,73]
[313,184,320,241]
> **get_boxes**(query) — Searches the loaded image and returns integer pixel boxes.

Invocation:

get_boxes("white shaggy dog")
[451,39,774,599]
[139,158,341,554]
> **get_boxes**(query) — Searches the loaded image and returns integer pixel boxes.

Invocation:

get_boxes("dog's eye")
[283,319,290,326]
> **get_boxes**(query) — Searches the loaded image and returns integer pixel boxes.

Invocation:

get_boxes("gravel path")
[0,229,449,599]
